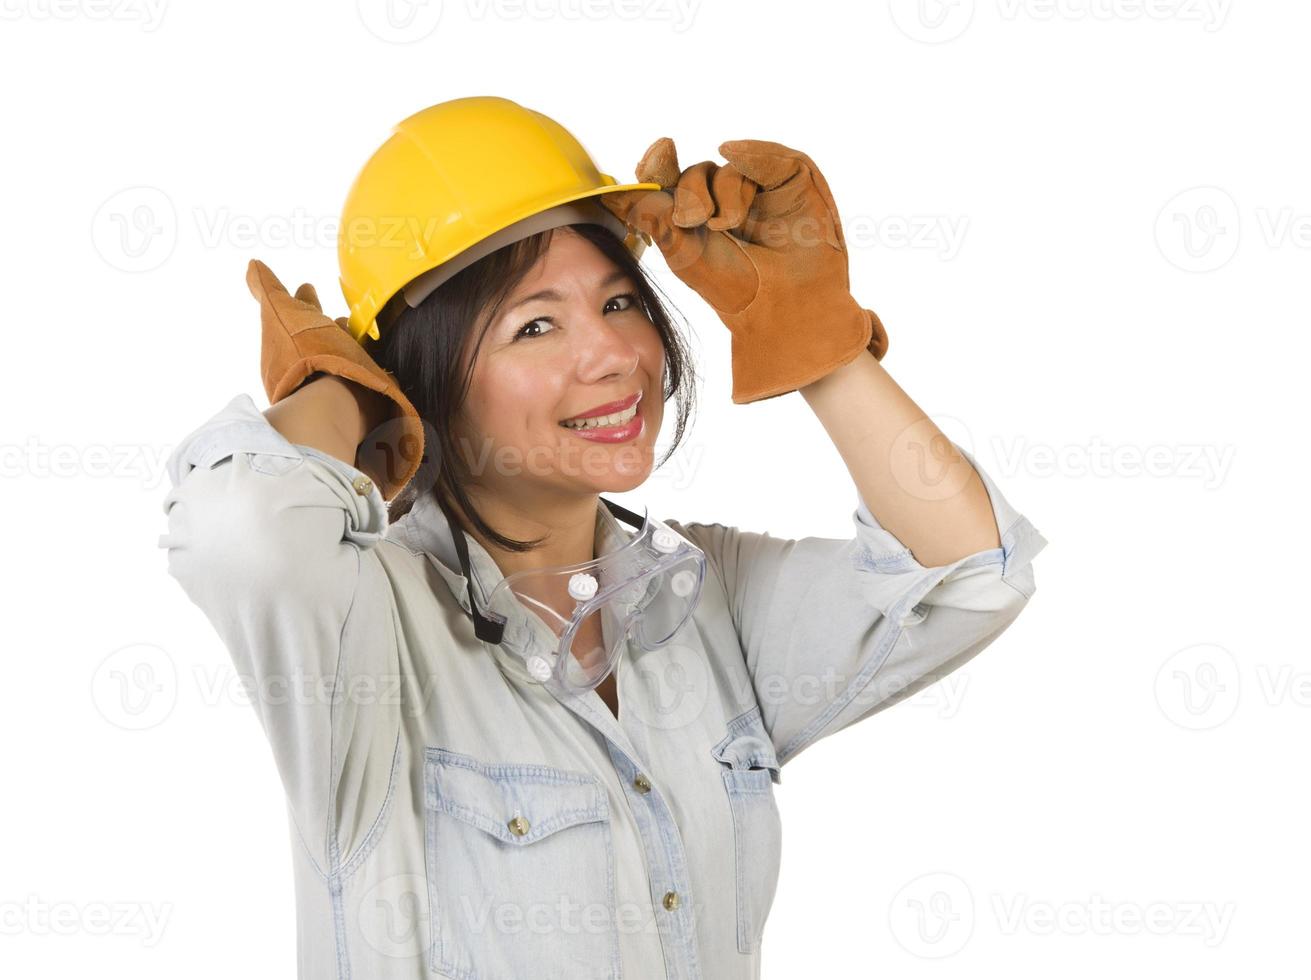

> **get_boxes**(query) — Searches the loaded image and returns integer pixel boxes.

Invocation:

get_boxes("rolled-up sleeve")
[158,393,401,872]
[671,443,1047,768]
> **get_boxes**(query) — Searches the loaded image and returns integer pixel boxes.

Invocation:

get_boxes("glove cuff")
[728,302,882,404]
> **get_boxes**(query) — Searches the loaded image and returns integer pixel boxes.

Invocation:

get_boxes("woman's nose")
[570,311,640,381]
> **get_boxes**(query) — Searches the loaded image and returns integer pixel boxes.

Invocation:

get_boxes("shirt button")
[507,816,530,837]
[352,474,373,496]
[633,773,652,794]
[662,890,680,911]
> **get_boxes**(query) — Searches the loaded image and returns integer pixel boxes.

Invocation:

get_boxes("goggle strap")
[599,495,645,532]
[438,494,507,645]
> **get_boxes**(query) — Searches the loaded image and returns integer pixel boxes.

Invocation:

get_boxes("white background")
[1,0,1304,976]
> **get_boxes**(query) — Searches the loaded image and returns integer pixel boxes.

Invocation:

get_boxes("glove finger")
[717,138,811,191]
[295,282,323,313]
[719,139,844,251]
[612,189,697,266]
[599,189,662,232]
[247,258,293,304]
[612,187,755,307]
[693,230,758,314]
[671,160,719,228]
[706,164,757,232]
[633,136,681,187]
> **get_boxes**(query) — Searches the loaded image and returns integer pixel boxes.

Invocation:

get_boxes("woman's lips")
[560,390,642,423]
[559,406,645,444]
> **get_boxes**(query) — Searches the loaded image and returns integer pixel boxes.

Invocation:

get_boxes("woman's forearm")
[799,350,1001,567]
[263,375,393,473]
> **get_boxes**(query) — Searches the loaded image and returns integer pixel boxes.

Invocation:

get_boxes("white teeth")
[561,402,638,429]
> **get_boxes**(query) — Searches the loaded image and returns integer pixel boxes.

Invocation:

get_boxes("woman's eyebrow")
[508,269,633,311]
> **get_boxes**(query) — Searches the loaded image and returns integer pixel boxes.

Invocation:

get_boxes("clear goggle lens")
[493,509,706,696]
[556,549,705,694]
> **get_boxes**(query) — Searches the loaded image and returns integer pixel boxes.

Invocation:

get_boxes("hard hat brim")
[398,183,661,311]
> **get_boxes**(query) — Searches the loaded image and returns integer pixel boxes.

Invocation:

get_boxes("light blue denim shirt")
[159,392,1047,980]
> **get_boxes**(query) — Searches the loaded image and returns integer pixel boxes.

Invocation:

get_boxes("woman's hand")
[600,137,888,404]
[250,258,425,501]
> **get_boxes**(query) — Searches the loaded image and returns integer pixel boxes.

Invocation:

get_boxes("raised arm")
[158,258,420,873]
[668,440,1045,769]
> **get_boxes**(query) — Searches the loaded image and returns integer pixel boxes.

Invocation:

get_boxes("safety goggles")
[445,497,706,697]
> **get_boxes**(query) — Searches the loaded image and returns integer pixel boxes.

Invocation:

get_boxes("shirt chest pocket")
[710,705,784,955]
[423,748,621,980]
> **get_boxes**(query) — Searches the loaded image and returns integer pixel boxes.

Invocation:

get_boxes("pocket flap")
[711,706,782,784]
[424,748,609,846]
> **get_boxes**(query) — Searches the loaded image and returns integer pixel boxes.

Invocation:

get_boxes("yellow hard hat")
[337,95,662,343]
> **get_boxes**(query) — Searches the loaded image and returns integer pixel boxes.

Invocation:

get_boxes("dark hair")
[367,221,698,552]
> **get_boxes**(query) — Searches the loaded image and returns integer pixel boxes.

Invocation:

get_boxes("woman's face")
[455,227,666,500]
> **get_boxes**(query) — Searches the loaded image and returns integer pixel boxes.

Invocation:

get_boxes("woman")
[160,97,1046,979]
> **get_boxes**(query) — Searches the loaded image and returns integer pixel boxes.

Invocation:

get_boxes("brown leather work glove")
[249,258,424,502]
[600,138,888,404]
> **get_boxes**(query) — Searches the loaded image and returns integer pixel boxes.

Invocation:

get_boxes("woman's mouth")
[558,399,644,443]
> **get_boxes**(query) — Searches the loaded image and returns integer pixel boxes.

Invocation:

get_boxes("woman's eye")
[515,318,554,341]
[513,294,640,342]
[606,292,639,314]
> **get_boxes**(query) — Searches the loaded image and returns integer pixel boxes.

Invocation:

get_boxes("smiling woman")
[369,219,699,551]
[161,95,1045,980]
